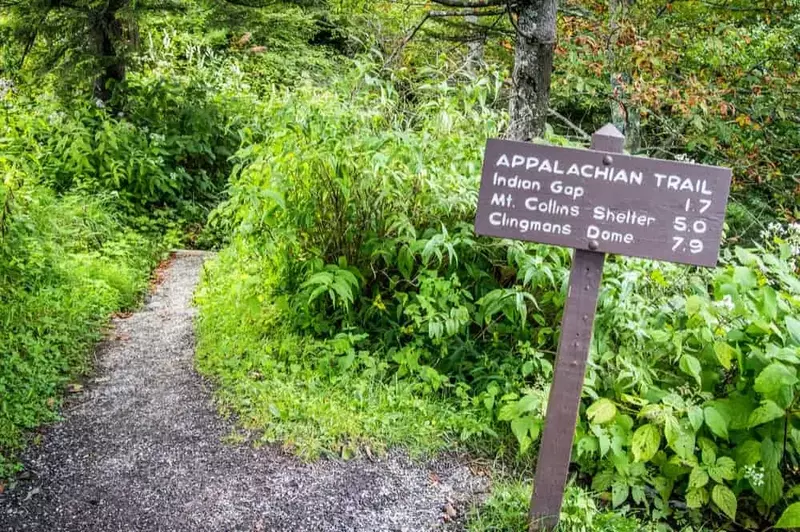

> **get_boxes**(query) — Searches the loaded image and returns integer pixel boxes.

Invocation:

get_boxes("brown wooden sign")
[474,125,732,532]
[475,126,732,267]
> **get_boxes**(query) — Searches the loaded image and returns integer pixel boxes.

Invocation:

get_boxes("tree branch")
[547,109,590,140]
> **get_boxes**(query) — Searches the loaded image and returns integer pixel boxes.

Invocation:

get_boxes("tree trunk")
[507,0,558,141]
[608,0,640,152]
[465,14,485,74]
[93,2,128,103]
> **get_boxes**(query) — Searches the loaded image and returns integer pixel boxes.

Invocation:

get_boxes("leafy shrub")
[194,245,490,459]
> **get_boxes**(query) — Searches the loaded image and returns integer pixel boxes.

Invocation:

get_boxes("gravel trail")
[0,251,486,532]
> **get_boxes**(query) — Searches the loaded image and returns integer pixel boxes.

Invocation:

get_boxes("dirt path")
[0,252,486,531]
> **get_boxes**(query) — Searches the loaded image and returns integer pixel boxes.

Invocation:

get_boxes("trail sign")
[475,125,731,267]
[474,125,732,531]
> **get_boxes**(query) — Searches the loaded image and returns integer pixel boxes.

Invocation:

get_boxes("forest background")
[1,0,799,529]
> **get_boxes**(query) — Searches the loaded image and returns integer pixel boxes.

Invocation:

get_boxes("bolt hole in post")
[473,123,731,531]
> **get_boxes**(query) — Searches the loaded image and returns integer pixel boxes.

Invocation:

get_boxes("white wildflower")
[0,78,13,99]
[744,465,765,488]
[713,294,735,311]
[47,111,65,125]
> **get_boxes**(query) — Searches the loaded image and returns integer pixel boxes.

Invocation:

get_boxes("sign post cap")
[591,123,625,152]
[593,123,624,139]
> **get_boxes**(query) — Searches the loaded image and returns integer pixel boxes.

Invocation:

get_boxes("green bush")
[195,244,490,459]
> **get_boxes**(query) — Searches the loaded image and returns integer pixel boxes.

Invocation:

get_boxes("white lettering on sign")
[491,193,513,207]
[586,224,634,244]
[550,181,584,200]
[593,206,655,227]
[476,138,732,267]
[655,173,713,195]
[489,212,572,235]
[523,197,580,217]
[496,155,644,186]
[492,172,542,191]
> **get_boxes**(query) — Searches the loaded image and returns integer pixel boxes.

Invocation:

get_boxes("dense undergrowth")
[3,0,800,530]
[0,6,277,479]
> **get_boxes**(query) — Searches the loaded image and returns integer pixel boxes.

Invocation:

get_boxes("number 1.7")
[686,198,712,213]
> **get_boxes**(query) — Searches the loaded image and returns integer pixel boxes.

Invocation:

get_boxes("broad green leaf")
[787,316,800,345]
[753,466,783,506]
[685,295,703,316]
[591,424,611,456]
[612,480,629,508]
[775,502,800,528]
[713,342,735,370]
[735,439,761,467]
[699,438,717,466]
[511,416,534,453]
[665,416,695,460]
[725,394,756,430]
[631,484,645,504]
[685,487,707,509]
[733,266,757,290]
[747,320,773,336]
[397,245,413,280]
[687,406,704,431]
[591,469,615,491]
[754,363,797,398]
[762,437,782,469]
[679,354,702,386]
[689,467,709,489]
[760,286,778,320]
[734,247,759,266]
[712,484,737,520]
[748,400,785,428]
[704,406,729,440]
[632,424,661,463]
[708,457,736,483]
[516,394,540,413]
[652,476,674,501]
[586,398,617,425]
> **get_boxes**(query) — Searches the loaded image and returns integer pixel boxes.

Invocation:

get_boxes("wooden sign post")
[474,124,732,531]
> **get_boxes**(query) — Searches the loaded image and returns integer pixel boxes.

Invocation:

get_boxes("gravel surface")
[0,251,487,532]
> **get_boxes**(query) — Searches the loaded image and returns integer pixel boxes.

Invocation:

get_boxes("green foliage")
[0,186,166,478]
[549,1,800,233]
[194,246,490,460]
[467,480,659,532]
[4,1,798,530]
[1,51,254,213]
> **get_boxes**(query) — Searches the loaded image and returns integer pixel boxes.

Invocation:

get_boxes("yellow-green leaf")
[587,398,617,425]
[714,342,735,370]
[632,424,661,462]
[712,484,737,520]
[704,406,729,440]
[775,502,800,528]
